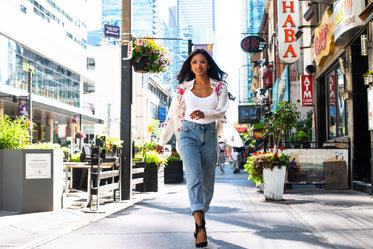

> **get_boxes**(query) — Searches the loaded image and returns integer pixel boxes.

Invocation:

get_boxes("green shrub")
[25,142,62,149]
[0,115,32,149]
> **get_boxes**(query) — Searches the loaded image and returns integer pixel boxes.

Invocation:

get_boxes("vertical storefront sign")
[273,66,290,112]
[329,75,336,106]
[301,75,313,106]
[277,0,300,64]
[314,11,335,67]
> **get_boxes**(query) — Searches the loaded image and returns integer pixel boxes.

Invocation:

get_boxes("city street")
[28,164,373,249]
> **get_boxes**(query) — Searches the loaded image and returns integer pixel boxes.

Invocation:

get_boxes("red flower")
[253,152,258,156]
[273,153,278,157]
[280,147,286,151]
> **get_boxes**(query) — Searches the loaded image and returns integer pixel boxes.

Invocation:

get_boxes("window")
[326,65,348,138]
[20,4,27,14]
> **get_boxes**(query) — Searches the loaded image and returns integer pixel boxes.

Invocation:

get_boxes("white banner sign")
[277,0,300,64]
[333,0,364,47]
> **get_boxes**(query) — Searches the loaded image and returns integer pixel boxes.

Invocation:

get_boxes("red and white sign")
[301,75,313,106]
[277,0,300,64]
[329,75,336,106]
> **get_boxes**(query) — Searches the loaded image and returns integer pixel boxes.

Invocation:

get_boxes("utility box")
[323,159,349,190]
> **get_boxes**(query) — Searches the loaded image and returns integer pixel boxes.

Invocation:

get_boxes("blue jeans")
[178,120,218,214]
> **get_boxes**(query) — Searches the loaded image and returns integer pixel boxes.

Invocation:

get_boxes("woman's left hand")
[190,110,204,120]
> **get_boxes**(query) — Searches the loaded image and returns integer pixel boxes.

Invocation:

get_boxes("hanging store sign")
[238,105,261,124]
[314,11,335,67]
[333,0,365,47]
[301,75,313,106]
[240,35,267,54]
[329,75,336,106]
[277,0,300,64]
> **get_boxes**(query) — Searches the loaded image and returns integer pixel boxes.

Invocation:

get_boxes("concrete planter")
[263,166,286,201]
[164,160,184,184]
[0,149,63,213]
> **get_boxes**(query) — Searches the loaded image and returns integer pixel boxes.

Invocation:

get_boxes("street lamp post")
[120,0,132,200]
[28,69,32,144]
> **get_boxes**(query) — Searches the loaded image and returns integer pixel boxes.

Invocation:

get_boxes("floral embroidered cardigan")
[158,78,229,151]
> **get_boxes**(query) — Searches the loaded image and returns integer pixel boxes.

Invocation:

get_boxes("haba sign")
[333,0,364,47]
[314,11,335,67]
[240,35,267,54]
[277,0,300,64]
[301,75,313,106]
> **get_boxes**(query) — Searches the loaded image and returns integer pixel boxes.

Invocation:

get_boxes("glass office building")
[0,36,80,107]
[0,0,102,144]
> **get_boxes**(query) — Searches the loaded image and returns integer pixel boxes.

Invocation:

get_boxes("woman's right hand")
[155,144,164,154]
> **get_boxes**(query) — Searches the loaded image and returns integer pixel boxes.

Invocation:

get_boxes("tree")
[263,101,300,154]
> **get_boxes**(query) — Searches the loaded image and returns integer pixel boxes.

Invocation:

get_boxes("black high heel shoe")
[195,218,208,248]
[194,217,205,238]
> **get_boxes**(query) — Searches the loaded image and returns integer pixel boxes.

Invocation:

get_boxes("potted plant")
[0,115,63,213]
[363,70,373,86]
[75,131,87,140]
[244,101,300,200]
[341,89,351,101]
[131,38,171,73]
[164,149,183,184]
[135,141,165,192]
[94,135,123,160]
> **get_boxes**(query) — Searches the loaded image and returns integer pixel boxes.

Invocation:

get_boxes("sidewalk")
[1,164,373,249]
[0,186,159,249]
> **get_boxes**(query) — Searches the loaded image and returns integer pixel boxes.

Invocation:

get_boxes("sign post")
[120,0,132,200]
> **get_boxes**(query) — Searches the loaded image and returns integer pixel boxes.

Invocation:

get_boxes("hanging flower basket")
[131,39,171,74]
[132,56,149,73]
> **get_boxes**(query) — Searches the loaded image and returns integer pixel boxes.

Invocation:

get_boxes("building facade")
[0,0,102,149]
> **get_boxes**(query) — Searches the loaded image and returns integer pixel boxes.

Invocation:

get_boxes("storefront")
[314,1,371,190]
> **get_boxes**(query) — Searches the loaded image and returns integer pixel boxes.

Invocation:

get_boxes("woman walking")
[156,49,229,247]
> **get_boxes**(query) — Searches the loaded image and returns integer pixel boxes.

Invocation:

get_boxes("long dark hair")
[176,49,227,84]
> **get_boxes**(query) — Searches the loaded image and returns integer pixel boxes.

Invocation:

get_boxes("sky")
[85,0,244,124]
[159,0,244,124]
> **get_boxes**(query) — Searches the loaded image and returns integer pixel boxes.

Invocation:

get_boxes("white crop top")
[184,89,217,124]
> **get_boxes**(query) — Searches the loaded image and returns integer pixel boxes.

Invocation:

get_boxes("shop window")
[326,66,348,139]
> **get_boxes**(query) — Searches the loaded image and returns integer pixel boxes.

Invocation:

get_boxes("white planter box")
[263,166,286,201]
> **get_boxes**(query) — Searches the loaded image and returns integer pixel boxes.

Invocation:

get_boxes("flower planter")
[342,91,350,101]
[369,74,373,84]
[164,160,184,184]
[263,166,286,201]
[0,149,63,213]
[132,56,149,73]
[135,162,164,192]
[364,76,369,86]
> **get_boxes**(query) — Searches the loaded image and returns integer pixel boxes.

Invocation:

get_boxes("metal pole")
[188,39,193,55]
[28,69,32,144]
[120,0,132,200]
[79,114,82,150]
